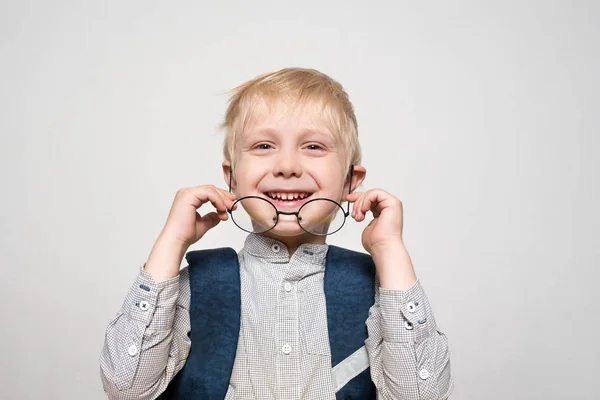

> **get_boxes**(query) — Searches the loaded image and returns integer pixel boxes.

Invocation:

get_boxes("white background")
[1,1,598,399]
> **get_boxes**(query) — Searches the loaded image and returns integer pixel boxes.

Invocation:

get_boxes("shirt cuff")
[120,263,181,330]
[378,279,437,343]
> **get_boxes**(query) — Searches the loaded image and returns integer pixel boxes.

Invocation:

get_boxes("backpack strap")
[325,245,377,399]
[159,247,240,400]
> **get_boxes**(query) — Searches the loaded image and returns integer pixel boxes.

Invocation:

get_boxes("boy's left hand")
[345,189,404,256]
[346,188,417,290]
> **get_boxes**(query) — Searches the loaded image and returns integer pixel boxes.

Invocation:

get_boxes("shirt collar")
[241,233,329,265]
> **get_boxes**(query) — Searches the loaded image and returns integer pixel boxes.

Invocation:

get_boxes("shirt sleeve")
[99,265,192,400]
[365,278,454,399]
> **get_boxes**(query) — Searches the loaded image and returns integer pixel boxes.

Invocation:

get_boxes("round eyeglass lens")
[230,197,278,234]
[297,198,346,236]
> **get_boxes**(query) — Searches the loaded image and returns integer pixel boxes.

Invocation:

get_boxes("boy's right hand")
[144,186,237,282]
[161,185,237,247]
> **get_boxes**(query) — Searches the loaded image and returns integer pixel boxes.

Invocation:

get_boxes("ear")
[345,165,366,194]
[222,160,233,191]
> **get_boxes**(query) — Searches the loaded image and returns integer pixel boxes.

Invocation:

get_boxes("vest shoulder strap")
[325,245,377,399]
[160,247,240,400]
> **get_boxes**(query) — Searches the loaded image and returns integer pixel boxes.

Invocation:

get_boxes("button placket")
[276,257,303,394]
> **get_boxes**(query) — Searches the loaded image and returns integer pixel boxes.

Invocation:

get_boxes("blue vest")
[158,245,377,400]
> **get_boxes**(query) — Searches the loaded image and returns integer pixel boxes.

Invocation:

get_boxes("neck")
[261,231,326,256]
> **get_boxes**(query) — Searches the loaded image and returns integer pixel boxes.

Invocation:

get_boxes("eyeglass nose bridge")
[277,210,299,216]
[277,210,301,222]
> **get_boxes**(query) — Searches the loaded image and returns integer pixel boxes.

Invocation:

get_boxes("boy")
[100,68,454,399]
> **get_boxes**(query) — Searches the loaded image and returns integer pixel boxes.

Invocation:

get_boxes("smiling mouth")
[264,192,313,202]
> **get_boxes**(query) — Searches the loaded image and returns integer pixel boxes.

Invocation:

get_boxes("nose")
[273,149,303,178]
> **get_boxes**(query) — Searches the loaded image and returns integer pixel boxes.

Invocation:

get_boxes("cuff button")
[406,301,417,313]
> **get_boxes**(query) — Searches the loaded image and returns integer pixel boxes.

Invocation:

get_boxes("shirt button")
[127,344,138,356]
[271,244,281,253]
[139,300,149,311]
[404,320,413,330]
[281,344,292,354]
[406,301,418,313]
[419,368,430,380]
[283,282,292,292]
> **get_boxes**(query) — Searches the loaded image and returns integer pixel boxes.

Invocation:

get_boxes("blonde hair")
[221,67,362,171]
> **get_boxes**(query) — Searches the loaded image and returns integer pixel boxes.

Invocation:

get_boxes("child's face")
[223,100,365,239]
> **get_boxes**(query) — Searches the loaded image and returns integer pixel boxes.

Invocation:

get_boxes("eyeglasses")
[226,166,354,236]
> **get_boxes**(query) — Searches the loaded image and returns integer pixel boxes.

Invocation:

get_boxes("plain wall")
[1,1,598,399]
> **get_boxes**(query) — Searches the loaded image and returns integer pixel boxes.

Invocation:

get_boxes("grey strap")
[332,346,370,392]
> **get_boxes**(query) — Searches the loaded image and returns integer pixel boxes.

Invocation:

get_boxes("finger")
[217,187,238,201]
[357,193,372,222]
[207,187,229,214]
[351,190,371,222]
[359,190,388,219]
[188,186,228,214]
[352,193,366,221]
[219,188,239,211]
[346,191,363,202]
[216,187,239,211]
[209,187,234,220]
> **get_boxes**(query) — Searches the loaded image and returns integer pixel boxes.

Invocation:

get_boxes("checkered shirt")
[100,234,453,399]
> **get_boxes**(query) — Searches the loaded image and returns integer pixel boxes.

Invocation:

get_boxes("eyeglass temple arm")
[346,165,354,216]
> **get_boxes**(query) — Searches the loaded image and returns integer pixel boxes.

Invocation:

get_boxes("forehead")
[241,98,339,140]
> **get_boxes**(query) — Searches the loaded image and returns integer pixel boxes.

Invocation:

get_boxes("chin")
[267,226,308,238]
[258,220,310,238]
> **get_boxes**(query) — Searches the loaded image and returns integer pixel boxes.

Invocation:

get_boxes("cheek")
[233,164,267,192]
[309,164,345,190]
[307,156,343,173]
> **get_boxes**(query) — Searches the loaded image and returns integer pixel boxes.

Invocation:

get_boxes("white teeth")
[266,192,311,200]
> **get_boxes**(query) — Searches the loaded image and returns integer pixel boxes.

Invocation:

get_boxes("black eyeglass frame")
[226,165,355,236]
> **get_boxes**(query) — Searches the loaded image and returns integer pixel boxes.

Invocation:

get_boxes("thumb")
[196,211,221,234]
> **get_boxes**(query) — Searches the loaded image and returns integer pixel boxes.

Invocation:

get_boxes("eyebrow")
[302,128,334,138]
